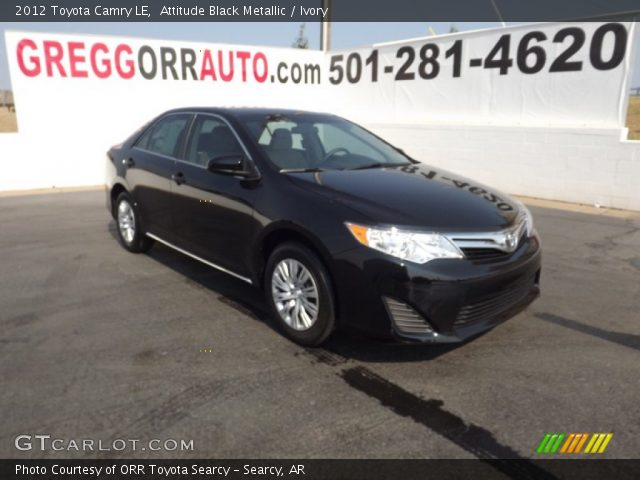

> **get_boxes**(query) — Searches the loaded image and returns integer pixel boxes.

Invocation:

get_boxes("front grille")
[383,297,434,335]
[454,276,534,327]
[461,247,511,263]
[449,217,529,264]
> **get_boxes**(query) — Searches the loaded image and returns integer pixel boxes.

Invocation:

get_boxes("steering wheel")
[320,147,350,165]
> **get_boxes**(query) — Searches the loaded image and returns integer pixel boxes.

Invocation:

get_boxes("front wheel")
[114,192,154,253]
[264,242,336,346]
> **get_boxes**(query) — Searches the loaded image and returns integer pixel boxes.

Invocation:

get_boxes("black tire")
[114,192,154,253]
[264,242,336,346]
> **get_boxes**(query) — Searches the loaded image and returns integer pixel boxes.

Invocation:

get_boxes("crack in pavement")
[535,312,640,352]
[301,348,557,480]
[586,224,640,251]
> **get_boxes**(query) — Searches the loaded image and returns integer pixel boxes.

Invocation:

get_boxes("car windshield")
[241,113,412,171]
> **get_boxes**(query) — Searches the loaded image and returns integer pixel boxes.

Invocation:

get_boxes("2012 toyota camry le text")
[105,108,541,346]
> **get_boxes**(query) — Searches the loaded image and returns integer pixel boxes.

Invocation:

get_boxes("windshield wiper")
[280,167,325,173]
[349,162,410,170]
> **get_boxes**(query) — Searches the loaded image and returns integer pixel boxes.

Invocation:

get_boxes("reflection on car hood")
[285,163,520,230]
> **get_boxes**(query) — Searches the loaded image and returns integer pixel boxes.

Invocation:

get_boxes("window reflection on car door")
[170,114,260,277]
[128,113,191,240]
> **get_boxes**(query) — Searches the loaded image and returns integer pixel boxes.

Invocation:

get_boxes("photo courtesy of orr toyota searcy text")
[15,463,300,477]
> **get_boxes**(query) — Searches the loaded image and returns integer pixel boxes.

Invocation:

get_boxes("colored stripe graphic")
[545,433,558,453]
[591,434,606,453]
[536,433,552,453]
[567,433,582,453]
[551,433,565,453]
[585,433,614,454]
[574,433,588,453]
[536,433,551,453]
[598,434,613,453]
[537,433,565,453]
[584,434,598,453]
[560,433,575,453]
[538,433,613,454]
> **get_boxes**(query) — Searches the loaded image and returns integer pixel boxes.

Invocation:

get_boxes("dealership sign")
[0,21,636,191]
[327,22,635,126]
[7,22,635,124]
[15,39,279,83]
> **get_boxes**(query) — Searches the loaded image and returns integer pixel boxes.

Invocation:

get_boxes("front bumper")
[331,233,541,343]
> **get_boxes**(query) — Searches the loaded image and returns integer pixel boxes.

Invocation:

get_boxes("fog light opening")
[383,297,436,336]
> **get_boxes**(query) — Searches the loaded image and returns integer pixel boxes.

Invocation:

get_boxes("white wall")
[1,23,639,211]
[1,31,327,191]
[369,123,640,211]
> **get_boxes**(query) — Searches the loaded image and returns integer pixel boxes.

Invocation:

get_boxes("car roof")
[163,107,336,120]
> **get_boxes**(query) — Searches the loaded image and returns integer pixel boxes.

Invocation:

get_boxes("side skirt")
[145,232,253,285]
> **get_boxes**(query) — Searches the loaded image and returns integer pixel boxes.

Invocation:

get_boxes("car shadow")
[320,334,467,363]
[107,221,471,363]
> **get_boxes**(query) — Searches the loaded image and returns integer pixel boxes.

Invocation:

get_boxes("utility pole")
[292,23,309,48]
[320,0,331,51]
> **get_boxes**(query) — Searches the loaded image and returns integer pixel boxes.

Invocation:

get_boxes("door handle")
[171,172,186,185]
[123,157,135,168]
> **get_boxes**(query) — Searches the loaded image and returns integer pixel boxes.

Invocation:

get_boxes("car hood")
[285,163,520,231]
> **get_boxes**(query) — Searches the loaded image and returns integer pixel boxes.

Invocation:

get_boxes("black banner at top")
[2,0,640,22]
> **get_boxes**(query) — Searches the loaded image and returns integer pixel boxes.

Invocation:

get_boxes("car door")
[126,113,192,240]
[169,114,260,278]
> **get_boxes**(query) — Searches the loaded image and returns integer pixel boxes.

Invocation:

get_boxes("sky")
[1,21,639,89]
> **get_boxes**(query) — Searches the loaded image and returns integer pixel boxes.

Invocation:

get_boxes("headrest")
[270,128,293,150]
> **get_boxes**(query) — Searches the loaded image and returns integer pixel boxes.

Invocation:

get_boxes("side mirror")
[207,154,246,175]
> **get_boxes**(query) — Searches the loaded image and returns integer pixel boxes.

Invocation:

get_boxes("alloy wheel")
[271,259,319,331]
[117,200,136,244]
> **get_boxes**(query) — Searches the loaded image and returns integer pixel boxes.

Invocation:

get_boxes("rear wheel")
[114,192,153,253]
[265,242,336,346]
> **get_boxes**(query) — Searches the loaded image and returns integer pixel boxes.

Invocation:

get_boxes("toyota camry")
[105,108,541,346]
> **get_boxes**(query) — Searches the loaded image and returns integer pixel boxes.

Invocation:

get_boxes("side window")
[134,124,153,150]
[186,115,243,166]
[316,123,385,162]
[131,121,153,150]
[136,114,190,158]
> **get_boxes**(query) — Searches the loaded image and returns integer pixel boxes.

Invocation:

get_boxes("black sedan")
[105,108,541,346]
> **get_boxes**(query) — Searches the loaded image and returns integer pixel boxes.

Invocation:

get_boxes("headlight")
[515,202,534,237]
[346,223,464,264]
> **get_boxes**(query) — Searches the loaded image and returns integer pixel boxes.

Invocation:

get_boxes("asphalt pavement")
[1,190,639,463]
